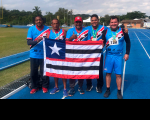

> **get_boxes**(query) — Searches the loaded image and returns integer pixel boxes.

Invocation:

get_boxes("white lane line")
[134,32,150,59]
[0,85,27,99]
[140,31,150,40]
[145,31,150,34]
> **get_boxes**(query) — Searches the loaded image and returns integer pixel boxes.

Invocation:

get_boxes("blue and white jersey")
[66,27,90,41]
[49,29,65,40]
[87,25,108,41]
[105,27,125,56]
[27,25,50,59]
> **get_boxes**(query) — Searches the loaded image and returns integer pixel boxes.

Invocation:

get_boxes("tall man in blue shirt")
[86,14,107,93]
[27,16,50,94]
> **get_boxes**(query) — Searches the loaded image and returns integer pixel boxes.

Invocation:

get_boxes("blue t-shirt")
[105,27,125,56]
[66,27,90,41]
[86,25,108,54]
[49,29,65,40]
[87,25,108,41]
[27,25,50,59]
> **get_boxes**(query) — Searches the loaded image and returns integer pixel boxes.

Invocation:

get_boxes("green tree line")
[0,6,149,26]
[0,6,90,26]
[100,11,148,25]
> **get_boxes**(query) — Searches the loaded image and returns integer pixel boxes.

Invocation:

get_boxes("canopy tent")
[83,17,91,23]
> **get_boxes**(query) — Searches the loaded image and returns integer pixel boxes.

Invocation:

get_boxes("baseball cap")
[74,16,83,22]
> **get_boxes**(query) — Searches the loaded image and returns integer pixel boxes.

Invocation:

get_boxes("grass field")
[0,28,30,87]
[0,28,29,58]
[0,27,71,88]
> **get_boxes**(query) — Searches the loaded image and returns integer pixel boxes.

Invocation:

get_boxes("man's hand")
[46,33,50,39]
[99,39,104,48]
[124,28,128,33]
[123,54,129,61]
[67,31,77,41]
[37,37,43,43]
[70,32,77,40]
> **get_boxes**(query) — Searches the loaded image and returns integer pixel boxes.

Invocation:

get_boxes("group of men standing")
[27,14,130,99]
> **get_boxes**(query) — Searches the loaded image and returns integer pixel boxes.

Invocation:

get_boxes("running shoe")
[30,88,39,94]
[78,87,85,94]
[50,87,60,94]
[42,87,48,93]
[63,89,68,97]
[68,88,75,97]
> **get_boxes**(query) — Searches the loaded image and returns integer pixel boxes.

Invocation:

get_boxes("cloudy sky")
[2,0,150,16]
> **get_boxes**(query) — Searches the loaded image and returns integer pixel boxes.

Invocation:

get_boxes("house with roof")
[121,19,144,28]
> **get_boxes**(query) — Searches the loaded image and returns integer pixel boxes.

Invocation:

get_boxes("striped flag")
[43,38,103,79]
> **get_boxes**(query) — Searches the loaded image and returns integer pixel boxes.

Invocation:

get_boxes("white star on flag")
[49,43,62,56]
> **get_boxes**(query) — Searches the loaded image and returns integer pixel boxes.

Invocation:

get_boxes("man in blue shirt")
[86,14,107,93]
[66,16,90,42]
[27,16,50,94]
[102,16,131,99]
[66,16,90,96]
[46,18,68,97]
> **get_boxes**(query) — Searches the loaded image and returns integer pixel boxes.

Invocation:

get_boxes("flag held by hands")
[43,38,103,79]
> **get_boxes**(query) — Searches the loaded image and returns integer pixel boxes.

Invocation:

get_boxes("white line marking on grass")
[140,31,150,40]
[134,32,150,59]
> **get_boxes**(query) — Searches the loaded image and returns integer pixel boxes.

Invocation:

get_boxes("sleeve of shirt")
[26,27,38,46]
[87,30,91,40]
[102,30,107,45]
[123,29,131,55]
[104,26,108,30]
[27,39,38,46]
[27,27,33,40]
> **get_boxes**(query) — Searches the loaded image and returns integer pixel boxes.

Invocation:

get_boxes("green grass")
[0,61,30,87]
[0,27,70,87]
[0,28,29,58]
[0,28,30,87]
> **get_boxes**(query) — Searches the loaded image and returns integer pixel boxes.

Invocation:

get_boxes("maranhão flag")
[43,38,103,79]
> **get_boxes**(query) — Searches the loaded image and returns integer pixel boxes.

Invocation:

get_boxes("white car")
[27,24,34,26]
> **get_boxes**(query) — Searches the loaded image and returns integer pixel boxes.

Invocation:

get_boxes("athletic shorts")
[104,55,123,75]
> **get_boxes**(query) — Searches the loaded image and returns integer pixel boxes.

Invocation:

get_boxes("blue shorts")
[104,55,123,75]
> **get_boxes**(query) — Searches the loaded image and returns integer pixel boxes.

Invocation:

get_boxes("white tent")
[83,17,91,23]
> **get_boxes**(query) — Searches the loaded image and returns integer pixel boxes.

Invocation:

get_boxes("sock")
[118,90,121,94]
[107,87,110,91]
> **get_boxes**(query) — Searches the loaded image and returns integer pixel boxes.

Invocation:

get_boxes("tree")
[100,14,110,26]
[126,11,146,19]
[45,12,54,25]
[32,6,42,17]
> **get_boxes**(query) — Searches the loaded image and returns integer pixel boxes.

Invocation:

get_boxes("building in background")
[121,19,144,28]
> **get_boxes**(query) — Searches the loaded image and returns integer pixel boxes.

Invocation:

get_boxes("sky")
[2,0,150,16]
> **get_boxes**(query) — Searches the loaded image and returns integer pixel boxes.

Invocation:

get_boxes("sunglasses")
[75,21,82,23]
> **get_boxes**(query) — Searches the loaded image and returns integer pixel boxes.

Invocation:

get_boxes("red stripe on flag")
[46,57,101,63]
[66,40,103,45]
[46,72,99,79]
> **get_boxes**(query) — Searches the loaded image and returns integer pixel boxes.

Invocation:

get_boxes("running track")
[8,28,150,99]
